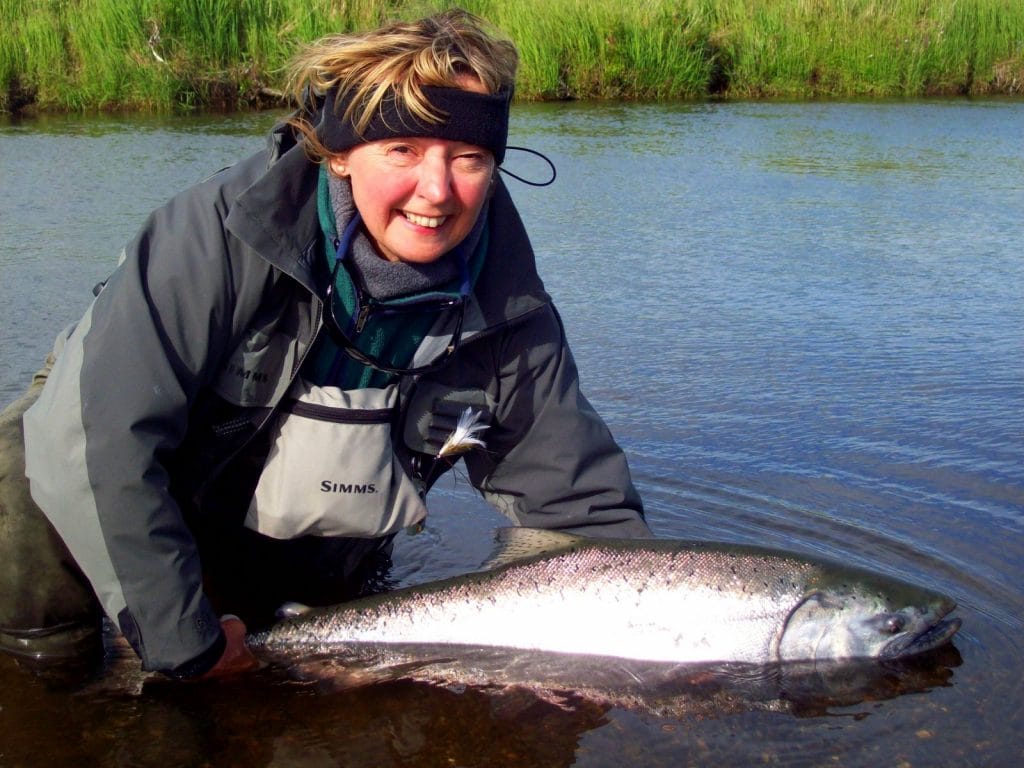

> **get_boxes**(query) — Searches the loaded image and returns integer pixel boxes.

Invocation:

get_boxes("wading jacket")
[23,121,648,676]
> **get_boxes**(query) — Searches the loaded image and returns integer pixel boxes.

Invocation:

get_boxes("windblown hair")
[287,8,518,162]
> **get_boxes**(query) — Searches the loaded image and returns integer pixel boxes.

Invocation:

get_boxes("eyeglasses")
[322,269,467,375]
[321,216,469,376]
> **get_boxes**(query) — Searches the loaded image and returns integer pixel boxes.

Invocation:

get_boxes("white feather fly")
[437,407,489,458]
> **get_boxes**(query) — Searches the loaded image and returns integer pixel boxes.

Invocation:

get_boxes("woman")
[4,9,648,680]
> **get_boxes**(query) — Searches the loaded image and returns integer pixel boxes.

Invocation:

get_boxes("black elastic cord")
[499,146,557,187]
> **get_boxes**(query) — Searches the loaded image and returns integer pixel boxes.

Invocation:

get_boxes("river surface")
[1,99,1022,766]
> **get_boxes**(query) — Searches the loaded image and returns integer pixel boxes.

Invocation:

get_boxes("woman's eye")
[455,152,490,170]
[383,144,417,161]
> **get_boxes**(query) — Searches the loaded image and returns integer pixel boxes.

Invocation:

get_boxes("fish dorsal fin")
[481,527,583,570]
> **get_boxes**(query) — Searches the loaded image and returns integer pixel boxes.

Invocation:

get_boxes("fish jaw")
[777,588,961,662]
[877,597,961,659]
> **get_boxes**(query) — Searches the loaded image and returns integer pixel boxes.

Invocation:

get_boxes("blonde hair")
[287,8,518,162]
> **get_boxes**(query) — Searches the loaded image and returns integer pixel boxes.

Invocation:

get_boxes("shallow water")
[1,99,1022,766]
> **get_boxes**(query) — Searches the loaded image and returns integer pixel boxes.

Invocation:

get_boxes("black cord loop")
[498,146,557,187]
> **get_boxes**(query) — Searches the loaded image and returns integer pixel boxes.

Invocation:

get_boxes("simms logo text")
[226,361,270,383]
[321,481,377,494]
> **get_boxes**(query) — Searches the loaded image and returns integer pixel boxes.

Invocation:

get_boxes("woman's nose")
[416,154,454,203]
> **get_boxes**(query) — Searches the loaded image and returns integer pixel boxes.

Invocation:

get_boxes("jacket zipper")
[283,400,392,423]
[353,301,373,333]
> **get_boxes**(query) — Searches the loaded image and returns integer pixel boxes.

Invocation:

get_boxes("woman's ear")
[327,154,349,178]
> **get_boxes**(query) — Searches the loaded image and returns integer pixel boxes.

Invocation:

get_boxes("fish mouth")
[880,606,962,659]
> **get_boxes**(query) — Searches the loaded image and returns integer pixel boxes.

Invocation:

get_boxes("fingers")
[196,615,261,680]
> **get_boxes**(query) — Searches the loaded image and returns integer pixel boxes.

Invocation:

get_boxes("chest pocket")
[244,378,426,539]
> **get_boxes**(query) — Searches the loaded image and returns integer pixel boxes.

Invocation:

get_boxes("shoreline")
[3,0,1023,114]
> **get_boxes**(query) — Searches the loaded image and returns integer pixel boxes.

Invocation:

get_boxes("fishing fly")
[437,407,489,459]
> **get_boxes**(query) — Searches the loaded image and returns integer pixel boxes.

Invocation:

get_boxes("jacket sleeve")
[23,177,272,675]
[464,305,650,538]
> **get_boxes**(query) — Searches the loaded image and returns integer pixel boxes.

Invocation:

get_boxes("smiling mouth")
[404,212,447,229]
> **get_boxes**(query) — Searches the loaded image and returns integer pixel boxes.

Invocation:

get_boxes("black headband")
[318,85,511,164]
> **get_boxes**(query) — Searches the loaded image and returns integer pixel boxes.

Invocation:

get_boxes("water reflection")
[0,638,963,768]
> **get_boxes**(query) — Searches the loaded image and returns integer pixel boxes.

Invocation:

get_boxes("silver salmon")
[247,528,961,673]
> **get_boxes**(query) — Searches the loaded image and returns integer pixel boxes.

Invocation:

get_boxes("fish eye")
[881,614,905,634]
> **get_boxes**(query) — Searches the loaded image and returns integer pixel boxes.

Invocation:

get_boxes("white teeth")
[405,212,446,228]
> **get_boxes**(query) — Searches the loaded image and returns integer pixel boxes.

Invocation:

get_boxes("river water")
[1,100,1022,766]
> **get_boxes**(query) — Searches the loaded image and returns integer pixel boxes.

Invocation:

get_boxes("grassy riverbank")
[2,0,1022,112]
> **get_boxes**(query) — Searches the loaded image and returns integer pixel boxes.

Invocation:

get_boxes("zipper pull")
[354,302,373,333]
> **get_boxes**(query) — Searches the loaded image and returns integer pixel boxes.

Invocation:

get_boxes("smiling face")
[328,137,494,264]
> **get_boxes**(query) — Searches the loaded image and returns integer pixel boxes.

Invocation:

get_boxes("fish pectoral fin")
[288,657,458,690]
[480,527,583,570]
[288,659,388,690]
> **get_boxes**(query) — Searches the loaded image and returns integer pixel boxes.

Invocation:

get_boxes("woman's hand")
[198,615,260,679]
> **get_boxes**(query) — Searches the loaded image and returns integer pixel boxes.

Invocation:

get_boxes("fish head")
[776,573,961,662]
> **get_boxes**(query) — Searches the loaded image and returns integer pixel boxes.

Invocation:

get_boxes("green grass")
[2,0,1022,112]
[461,0,714,100]
[707,0,1024,98]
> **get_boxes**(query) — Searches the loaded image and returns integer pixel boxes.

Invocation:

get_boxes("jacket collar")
[226,125,324,295]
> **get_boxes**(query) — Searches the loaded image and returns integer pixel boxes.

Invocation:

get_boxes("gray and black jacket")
[23,120,648,676]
